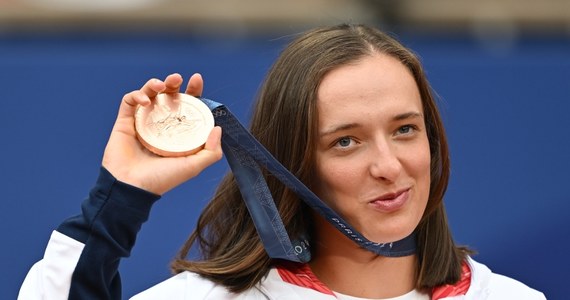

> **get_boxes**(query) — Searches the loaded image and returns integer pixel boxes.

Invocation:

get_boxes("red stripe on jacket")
[276,261,471,299]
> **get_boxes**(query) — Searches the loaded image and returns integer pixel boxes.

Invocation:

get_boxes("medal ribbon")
[201,98,416,262]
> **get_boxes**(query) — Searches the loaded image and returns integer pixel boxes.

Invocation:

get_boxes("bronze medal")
[135,93,214,157]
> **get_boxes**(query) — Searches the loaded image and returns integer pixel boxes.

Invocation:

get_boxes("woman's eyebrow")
[393,111,423,121]
[319,123,361,138]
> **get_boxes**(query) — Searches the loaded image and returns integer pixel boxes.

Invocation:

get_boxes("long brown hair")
[171,24,470,293]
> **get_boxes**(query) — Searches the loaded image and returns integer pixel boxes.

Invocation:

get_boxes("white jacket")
[18,169,546,300]
[20,230,545,300]
[132,257,545,300]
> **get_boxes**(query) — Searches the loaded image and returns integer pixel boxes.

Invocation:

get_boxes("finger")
[119,79,165,119]
[203,126,222,152]
[163,73,184,94]
[185,73,204,97]
[140,78,166,99]
[118,91,146,119]
[187,126,223,171]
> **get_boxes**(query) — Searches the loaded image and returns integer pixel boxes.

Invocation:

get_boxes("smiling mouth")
[368,188,410,212]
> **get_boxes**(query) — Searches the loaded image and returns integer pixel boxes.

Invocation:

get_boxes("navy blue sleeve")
[57,167,161,300]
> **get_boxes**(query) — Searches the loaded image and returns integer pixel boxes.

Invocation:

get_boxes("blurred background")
[1,0,568,298]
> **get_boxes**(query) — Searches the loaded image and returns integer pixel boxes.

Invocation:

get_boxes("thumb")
[184,126,223,174]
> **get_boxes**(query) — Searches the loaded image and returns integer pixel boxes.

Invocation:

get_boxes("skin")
[309,53,431,298]
[102,73,223,195]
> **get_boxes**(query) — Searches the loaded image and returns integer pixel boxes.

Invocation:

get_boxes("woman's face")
[313,53,431,244]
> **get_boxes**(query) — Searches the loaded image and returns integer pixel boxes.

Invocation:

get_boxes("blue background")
[1,31,568,299]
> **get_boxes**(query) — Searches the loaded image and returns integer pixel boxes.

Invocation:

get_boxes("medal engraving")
[135,93,214,157]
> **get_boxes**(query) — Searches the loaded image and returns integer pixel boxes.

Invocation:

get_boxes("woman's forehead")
[316,54,422,122]
[317,54,416,100]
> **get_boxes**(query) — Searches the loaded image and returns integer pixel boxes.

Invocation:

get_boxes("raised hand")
[102,73,223,195]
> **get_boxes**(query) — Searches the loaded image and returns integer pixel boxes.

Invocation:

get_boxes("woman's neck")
[309,218,418,299]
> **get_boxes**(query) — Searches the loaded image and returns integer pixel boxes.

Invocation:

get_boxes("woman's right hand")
[101,73,223,195]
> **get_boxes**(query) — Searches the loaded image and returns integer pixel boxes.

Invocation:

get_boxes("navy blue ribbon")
[201,98,416,263]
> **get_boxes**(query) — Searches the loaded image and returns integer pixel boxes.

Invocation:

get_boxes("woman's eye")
[336,137,353,148]
[397,125,416,135]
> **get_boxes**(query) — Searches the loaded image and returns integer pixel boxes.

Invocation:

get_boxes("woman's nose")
[368,141,402,182]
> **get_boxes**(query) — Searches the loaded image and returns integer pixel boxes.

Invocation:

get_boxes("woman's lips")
[368,188,410,213]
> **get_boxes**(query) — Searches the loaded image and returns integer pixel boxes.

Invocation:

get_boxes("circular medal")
[135,93,214,157]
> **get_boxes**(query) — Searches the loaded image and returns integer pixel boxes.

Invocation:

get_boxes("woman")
[19,24,544,299]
